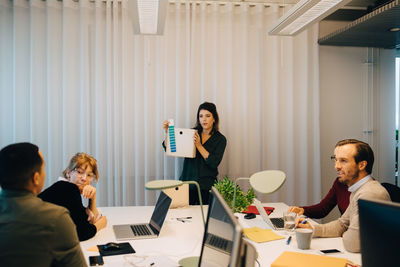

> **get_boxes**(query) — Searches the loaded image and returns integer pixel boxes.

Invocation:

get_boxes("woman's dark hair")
[335,139,374,174]
[194,102,220,133]
[0,142,43,190]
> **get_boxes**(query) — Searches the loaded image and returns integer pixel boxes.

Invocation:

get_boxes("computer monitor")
[198,187,243,267]
[358,198,400,267]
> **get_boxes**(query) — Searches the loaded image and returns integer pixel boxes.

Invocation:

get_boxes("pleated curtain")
[0,0,321,207]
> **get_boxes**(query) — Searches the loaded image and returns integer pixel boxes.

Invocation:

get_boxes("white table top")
[236,202,361,266]
[81,205,205,266]
[80,203,361,266]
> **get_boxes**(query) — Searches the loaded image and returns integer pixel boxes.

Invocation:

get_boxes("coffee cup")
[295,228,313,249]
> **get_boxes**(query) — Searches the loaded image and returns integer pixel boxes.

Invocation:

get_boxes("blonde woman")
[39,153,107,241]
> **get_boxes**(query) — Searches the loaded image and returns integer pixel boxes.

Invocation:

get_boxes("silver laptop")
[113,191,172,240]
[253,199,284,230]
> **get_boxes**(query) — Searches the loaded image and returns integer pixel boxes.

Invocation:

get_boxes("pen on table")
[286,236,292,245]
[176,217,192,220]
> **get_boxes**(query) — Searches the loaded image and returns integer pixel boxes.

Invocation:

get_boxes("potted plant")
[214,176,256,213]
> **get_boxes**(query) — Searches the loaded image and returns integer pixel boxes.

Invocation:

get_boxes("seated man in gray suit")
[297,139,390,253]
[0,142,87,267]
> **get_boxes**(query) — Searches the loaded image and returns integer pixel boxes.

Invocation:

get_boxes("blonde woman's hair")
[62,153,99,181]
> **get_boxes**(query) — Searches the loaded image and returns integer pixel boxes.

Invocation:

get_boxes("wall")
[376,49,396,184]
[319,22,397,222]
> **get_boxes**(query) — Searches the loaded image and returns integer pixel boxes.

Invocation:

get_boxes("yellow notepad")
[243,227,285,243]
[86,246,99,252]
[271,251,348,267]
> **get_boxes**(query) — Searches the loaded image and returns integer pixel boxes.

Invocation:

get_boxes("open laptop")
[199,187,243,267]
[113,191,172,240]
[253,199,284,230]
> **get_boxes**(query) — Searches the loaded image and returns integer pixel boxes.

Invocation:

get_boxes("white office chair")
[233,170,286,209]
[248,170,286,194]
[163,183,189,208]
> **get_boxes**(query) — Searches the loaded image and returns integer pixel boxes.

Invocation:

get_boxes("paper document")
[243,227,284,243]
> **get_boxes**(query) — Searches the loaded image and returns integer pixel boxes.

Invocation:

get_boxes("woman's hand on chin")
[82,184,97,199]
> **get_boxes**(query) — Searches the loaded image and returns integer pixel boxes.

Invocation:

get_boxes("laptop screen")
[198,187,243,267]
[149,191,172,235]
[359,198,400,267]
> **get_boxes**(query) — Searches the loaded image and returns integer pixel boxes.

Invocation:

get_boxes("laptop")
[253,198,284,230]
[199,187,243,267]
[113,191,172,240]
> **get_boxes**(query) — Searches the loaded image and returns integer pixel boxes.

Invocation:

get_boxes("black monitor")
[198,187,243,267]
[358,198,400,267]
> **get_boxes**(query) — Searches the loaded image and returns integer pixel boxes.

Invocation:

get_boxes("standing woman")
[163,102,227,204]
[38,153,107,241]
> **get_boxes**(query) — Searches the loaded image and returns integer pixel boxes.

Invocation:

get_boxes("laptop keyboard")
[131,224,152,236]
[270,217,284,228]
[209,234,228,251]
[206,233,232,253]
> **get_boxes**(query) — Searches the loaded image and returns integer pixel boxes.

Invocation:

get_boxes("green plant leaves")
[214,176,255,213]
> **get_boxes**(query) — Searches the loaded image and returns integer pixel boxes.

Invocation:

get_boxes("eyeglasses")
[73,168,96,180]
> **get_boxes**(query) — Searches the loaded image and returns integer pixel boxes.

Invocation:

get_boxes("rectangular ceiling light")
[269,0,353,36]
[128,0,168,35]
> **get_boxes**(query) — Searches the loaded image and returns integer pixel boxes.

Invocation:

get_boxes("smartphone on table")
[89,255,104,266]
[320,249,341,254]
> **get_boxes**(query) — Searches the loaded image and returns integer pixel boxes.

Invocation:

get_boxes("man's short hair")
[0,142,42,190]
[335,139,374,174]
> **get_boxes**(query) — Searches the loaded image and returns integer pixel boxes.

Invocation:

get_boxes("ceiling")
[174,0,399,49]
[318,0,400,49]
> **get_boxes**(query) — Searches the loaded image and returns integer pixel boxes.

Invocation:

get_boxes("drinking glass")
[283,211,297,235]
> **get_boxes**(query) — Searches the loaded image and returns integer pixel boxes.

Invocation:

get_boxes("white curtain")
[0,0,321,207]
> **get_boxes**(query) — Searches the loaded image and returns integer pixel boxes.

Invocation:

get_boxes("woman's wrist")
[94,212,103,222]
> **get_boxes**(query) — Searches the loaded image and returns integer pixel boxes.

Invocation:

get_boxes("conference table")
[80,203,361,266]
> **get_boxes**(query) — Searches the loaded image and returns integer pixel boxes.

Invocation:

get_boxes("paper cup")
[295,228,313,250]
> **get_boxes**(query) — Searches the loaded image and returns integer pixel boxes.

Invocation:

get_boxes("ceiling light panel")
[269,0,353,35]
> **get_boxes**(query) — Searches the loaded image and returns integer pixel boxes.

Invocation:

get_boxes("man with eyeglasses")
[296,139,390,252]
[0,143,87,267]
[39,153,107,241]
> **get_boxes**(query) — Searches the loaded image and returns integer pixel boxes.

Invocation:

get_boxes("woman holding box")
[163,102,227,205]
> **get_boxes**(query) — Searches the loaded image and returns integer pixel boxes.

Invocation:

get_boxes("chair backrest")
[381,182,400,203]
[163,183,189,208]
[249,170,286,194]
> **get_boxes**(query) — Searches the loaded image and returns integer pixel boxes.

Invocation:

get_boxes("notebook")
[254,199,284,230]
[166,127,196,158]
[113,191,172,240]
[271,251,347,267]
